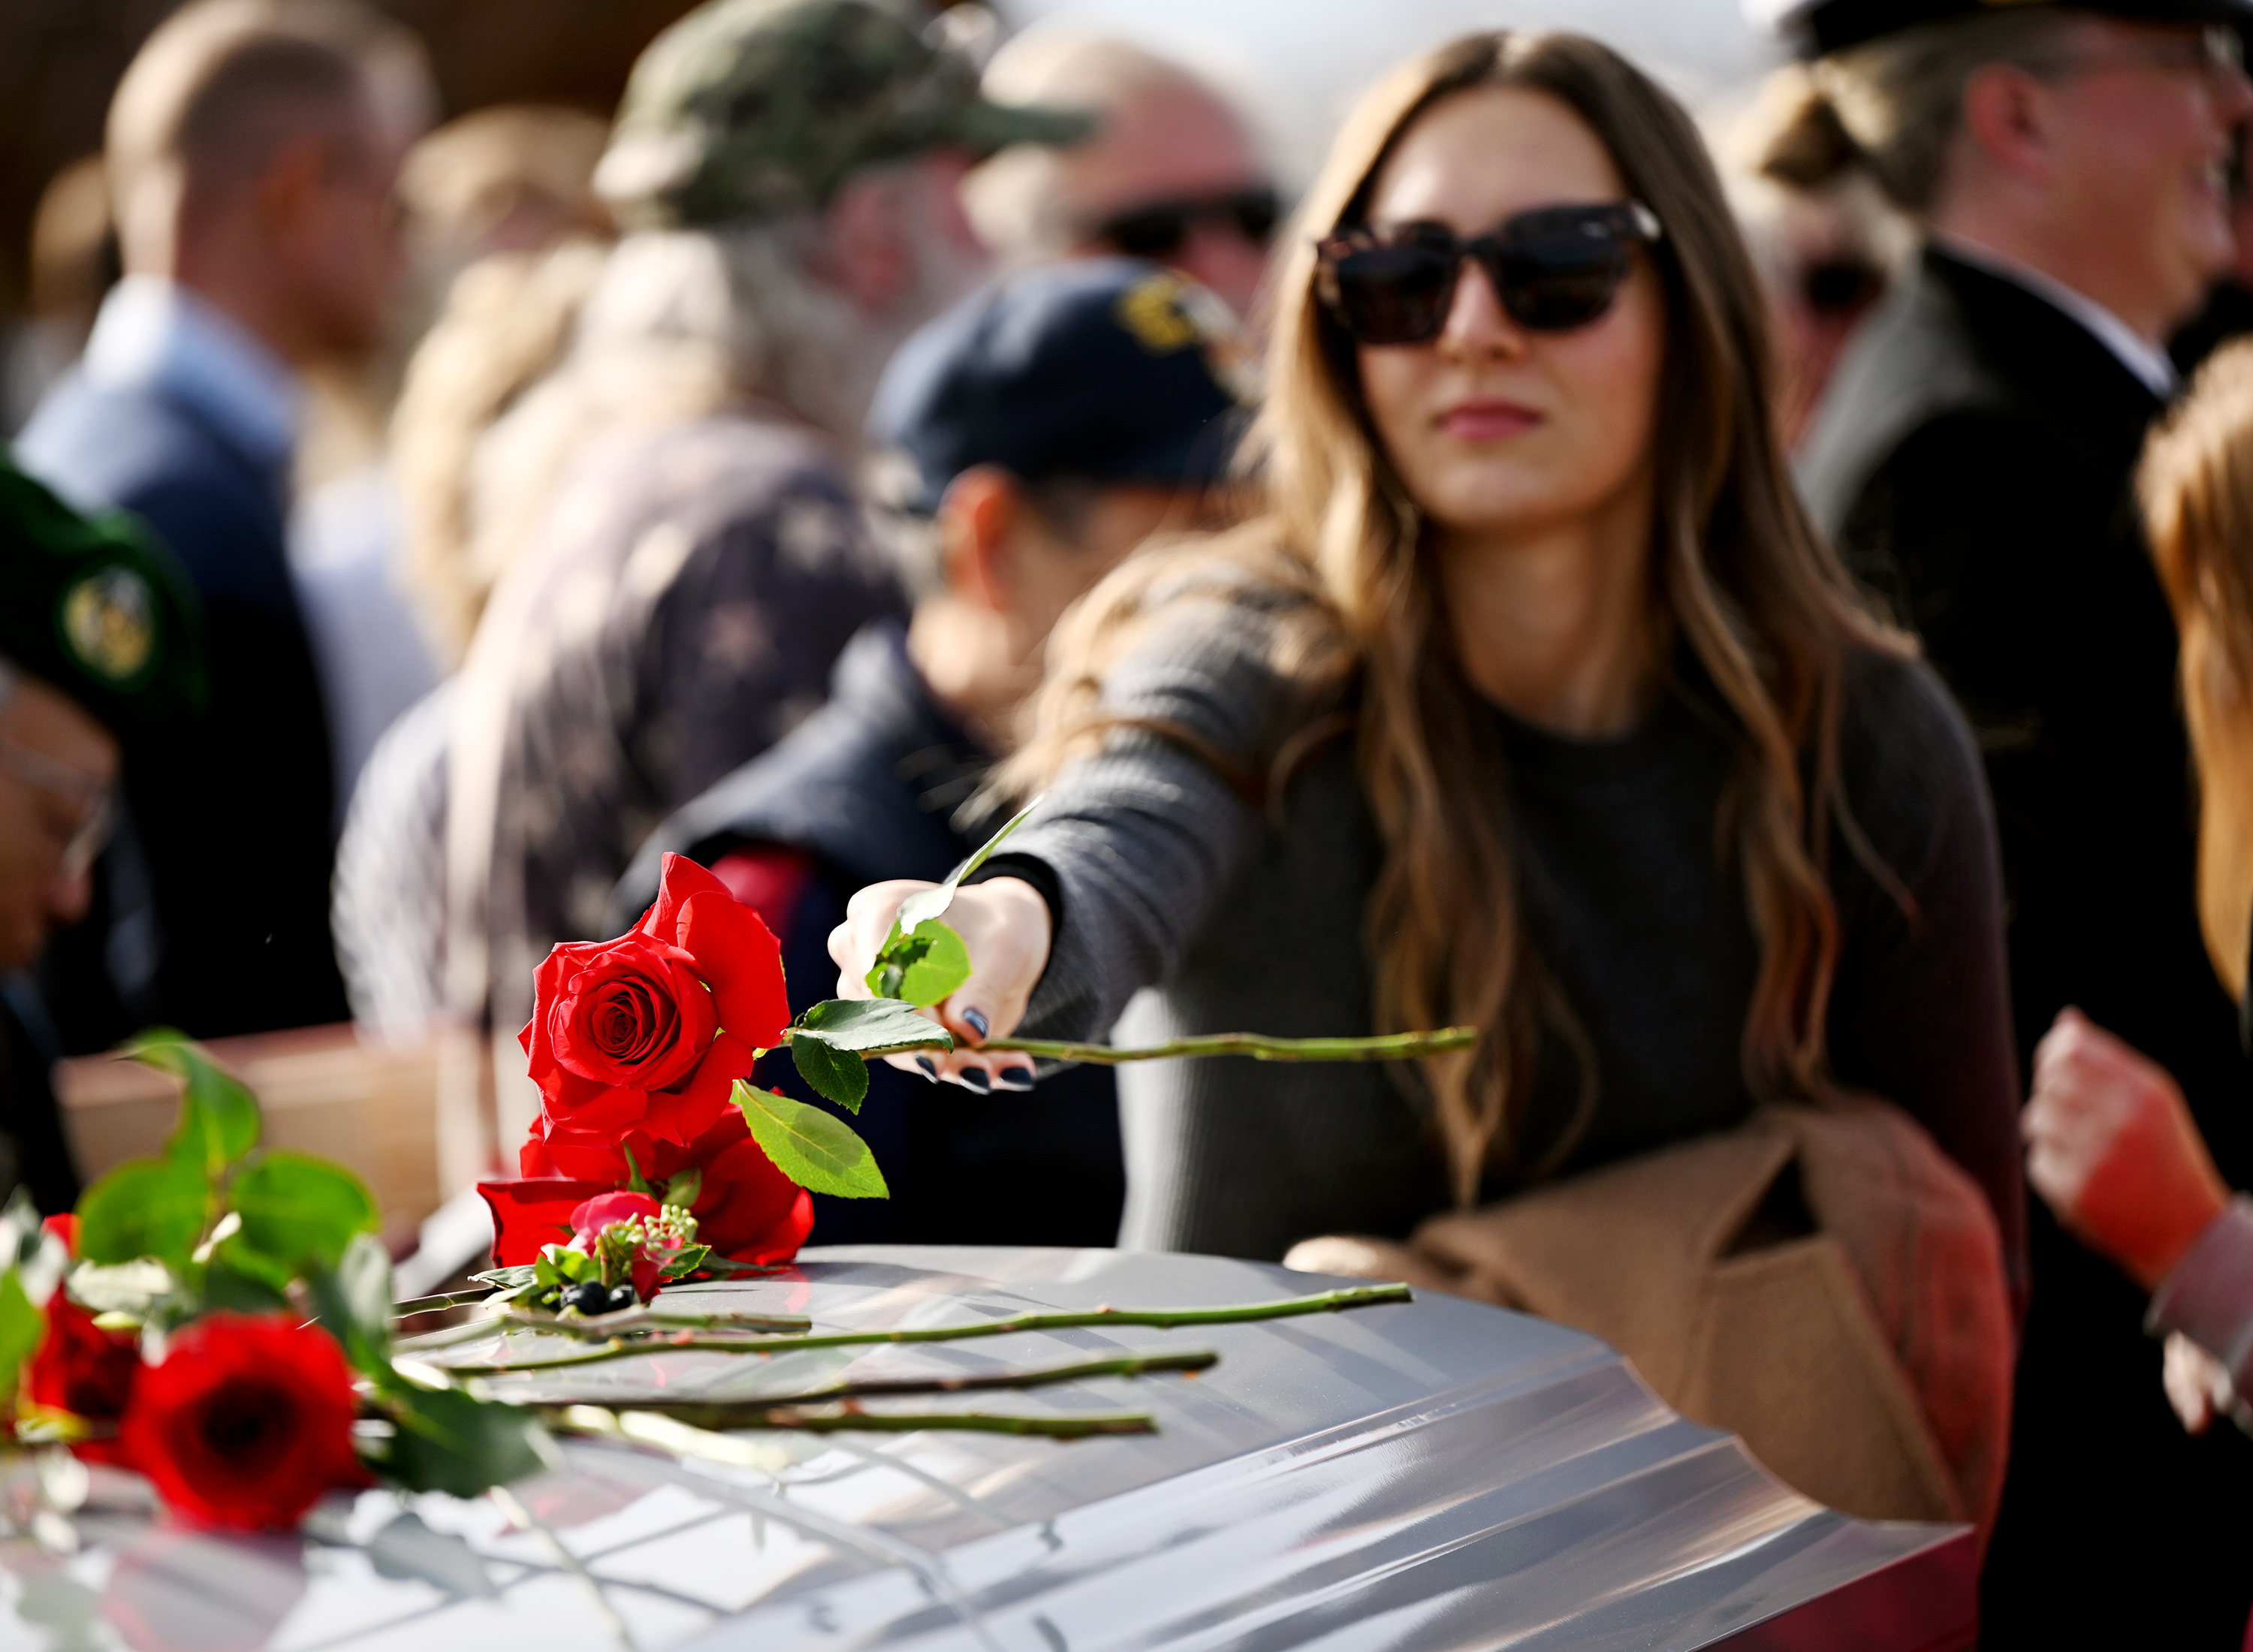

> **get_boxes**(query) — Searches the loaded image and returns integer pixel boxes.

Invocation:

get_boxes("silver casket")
[0,1246,1974,1651]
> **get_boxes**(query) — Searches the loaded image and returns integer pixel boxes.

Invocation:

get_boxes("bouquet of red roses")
[0,1036,549,1533]
[476,853,954,1313]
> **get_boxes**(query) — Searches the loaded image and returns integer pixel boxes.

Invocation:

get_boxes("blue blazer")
[17,376,347,1044]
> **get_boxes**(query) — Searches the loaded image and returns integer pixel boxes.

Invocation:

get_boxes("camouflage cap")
[596,0,1092,231]
[0,454,204,737]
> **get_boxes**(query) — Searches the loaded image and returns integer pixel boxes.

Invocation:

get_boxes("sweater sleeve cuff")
[964,853,1062,933]
[2146,1195,2253,1391]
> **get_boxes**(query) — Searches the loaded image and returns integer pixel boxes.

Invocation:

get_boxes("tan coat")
[1289,1098,2015,1537]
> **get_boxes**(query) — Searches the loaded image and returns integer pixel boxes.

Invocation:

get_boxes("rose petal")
[693,1132,814,1262]
[569,1191,662,1244]
[480,1179,617,1266]
[638,854,737,948]
[678,891,791,1050]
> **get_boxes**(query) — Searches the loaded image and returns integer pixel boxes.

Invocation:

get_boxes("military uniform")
[0,454,201,1213]
[1804,240,2253,1641]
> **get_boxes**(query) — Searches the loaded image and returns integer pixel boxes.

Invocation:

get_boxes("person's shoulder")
[1836,645,1989,846]
[608,623,963,925]
[17,378,285,605]
[17,376,267,514]
[623,415,882,589]
[1069,524,1354,761]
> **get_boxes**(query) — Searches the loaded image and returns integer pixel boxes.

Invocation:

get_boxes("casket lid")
[0,1247,1972,1650]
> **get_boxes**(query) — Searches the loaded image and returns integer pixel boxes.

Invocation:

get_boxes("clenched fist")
[2023,1007,2230,1291]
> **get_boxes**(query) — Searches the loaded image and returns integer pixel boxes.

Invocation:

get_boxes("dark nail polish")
[999,1066,1036,1090]
[962,1008,991,1040]
[915,1057,938,1081]
[960,1068,991,1093]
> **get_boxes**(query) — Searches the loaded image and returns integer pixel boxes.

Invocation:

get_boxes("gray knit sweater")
[993,596,2027,1294]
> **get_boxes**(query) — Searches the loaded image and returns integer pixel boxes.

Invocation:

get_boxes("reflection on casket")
[0,1247,1974,1651]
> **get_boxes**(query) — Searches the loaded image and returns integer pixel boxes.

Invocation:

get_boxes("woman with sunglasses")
[831,32,2025,1295]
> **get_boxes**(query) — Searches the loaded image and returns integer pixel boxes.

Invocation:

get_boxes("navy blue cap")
[867,257,1254,516]
[1761,0,2253,57]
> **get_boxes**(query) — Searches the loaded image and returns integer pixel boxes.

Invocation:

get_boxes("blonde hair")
[2140,339,2253,999]
[1009,31,1908,1201]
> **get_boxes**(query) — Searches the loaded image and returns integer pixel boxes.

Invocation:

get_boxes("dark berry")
[605,1283,638,1313]
[564,1281,612,1315]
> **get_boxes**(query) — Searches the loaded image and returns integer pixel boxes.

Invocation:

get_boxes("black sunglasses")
[1093,188,1281,260]
[1316,200,1663,345]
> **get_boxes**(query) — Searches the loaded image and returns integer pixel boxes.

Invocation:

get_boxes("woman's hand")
[2023,1007,2231,1291]
[828,877,1054,1093]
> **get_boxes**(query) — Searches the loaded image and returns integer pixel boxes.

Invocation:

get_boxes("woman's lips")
[1439,399,1540,441]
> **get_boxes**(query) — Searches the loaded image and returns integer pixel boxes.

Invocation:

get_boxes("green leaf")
[660,1243,710,1280]
[889,920,974,1008]
[228,1152,378,1276]
[536,1244,597,1286]
[308,1233,394,1376]
[201,1257,292,1315]
[128,1030,260,1177]
[786,999,953,1110]
[866,799,1039,996]
[662,1166,701,1209]
[795,998,955,1055]
[380,1385,555,1496]
[733,1080,889,1199]
[788,1034,867,1112]
[77,1158,210,1268]
[0,1270,45,1402]
[620,1144,654,1196]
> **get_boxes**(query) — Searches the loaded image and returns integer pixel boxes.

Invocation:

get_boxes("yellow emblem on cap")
[61,566,155,685]
[1112,270,1262,402]
[1114,271,1202,354]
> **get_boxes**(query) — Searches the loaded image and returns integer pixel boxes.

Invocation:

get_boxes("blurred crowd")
[8,0,2253,1641]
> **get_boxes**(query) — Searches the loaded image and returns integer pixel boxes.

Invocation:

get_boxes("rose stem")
[553,1405,1157,1443]
[976,1027,1478,1064]
[524,1349,1217,1418]
[438,1283,1412,1377]
[394,1305,813,1355]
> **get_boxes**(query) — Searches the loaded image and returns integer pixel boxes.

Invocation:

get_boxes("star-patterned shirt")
[450,411,903,1044]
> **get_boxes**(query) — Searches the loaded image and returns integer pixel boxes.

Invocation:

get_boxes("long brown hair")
[1010,31,1908,1201]
[2140,339,2253,1000]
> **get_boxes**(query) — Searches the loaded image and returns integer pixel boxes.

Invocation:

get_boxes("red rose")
[488,1112,810,1269]
[687,1114,816,1263]
[119,1315,366,1531]
[25,1295,141,1464]
[522,855,789,1150]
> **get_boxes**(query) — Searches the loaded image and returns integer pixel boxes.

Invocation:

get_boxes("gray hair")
[1814,10,2079,214]
[564,153,984,439]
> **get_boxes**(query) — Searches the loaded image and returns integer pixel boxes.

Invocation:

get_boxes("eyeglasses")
[1090,188,1281,260]
[0,740,116,882]
[1315,201,1663,346]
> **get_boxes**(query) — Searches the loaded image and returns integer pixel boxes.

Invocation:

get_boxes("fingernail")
[998,1066,1036,1090]
[959,1068,991,1093]
[962,1008,991,1040]
[915,1057,938,1081]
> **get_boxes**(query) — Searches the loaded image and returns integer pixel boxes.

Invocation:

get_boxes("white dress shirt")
[1932,231,2178,399]
[80,275,303,469]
